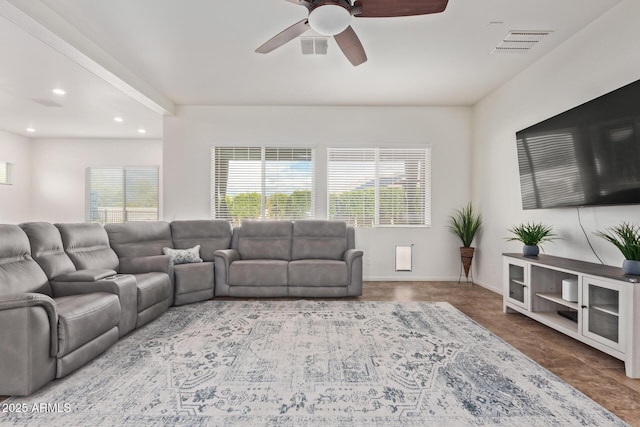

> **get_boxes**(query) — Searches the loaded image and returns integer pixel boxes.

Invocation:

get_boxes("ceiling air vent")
[491,30,552,55]
[300,37,328,55]
[32,98,63,107]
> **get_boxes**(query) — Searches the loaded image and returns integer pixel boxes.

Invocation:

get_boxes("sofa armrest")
[51,275,134,298]
[119,255,172,275]
[0,293,58,357]
[213,249,240,268]
[343,249,363,264]
[344,249,364,297]
[213,249,239,296]
[54,269,117,282]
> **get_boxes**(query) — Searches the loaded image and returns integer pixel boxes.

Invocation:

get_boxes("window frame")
[326,146,431,228]
[85,166,160,224]
[0,161,13,185]
[210,146,316,224]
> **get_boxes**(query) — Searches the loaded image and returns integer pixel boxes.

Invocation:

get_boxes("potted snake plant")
[506,222,557,256]
[448,203,482,280]
[595,222,640,275]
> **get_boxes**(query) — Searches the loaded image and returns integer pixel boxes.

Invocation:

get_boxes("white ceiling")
[0,0,624,138]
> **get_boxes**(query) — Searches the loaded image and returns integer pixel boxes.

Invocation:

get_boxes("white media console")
[503,253,640,378]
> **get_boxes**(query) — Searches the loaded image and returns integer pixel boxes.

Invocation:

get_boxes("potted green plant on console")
[448,203,482,281]
[595,222,640,275]
[507,222,556,257]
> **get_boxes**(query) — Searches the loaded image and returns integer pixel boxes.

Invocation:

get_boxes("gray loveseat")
[214,220,363,297]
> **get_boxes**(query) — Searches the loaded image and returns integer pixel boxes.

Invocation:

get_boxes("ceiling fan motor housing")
[257,0,449,66]
[308,0,353,36]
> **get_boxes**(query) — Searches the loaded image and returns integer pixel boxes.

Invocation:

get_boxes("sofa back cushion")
[291,220,348,261]
[56,223,119,271]
[20,222,76,280]
[170,220,232,262]
[234,221,292,260]
[105,221,173,258]
[0,225,52,296]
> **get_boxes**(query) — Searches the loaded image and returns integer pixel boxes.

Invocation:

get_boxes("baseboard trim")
[365,276,461,282]
[471,280,501,295]
[364,277,501,295]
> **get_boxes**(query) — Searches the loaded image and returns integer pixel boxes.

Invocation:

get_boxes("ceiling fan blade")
[283,0,312,9]
[334,26,367,66]
[353,0,449,17]
[255,19,310,54]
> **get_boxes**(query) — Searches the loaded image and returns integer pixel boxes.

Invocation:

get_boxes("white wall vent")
[491,30,552,55]
[301,37,328,55]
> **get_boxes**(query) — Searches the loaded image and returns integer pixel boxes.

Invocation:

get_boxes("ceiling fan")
[256,0,450,66]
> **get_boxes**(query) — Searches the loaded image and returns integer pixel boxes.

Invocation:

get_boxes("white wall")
[30,138,163,222]
[164,106,473,280]
[472,0,640,292]
[0,130,32,223]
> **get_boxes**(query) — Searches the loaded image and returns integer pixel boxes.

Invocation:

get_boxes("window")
[211,147,315,224]
[327,147,431,227]
[86,167,159,224]
[0,161,13,185]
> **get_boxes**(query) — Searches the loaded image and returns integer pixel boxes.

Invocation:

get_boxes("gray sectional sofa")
[0,219,363,396]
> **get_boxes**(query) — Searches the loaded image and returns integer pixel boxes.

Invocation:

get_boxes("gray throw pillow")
[162,245,203,265]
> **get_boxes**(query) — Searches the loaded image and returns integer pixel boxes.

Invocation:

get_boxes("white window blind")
[211,147,315,224]
[327,147,431,227]
[0,161,12,185]
[86,167,159,224]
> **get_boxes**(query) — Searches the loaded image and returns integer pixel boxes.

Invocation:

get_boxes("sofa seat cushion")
[134,272,171,311]
[55,292,120,357]
[174,262,214,295]
[288,260,348,287]
[229,260,288,287]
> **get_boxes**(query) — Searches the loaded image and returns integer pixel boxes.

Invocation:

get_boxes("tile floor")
[2,281,638,425]
[361,281,640,426]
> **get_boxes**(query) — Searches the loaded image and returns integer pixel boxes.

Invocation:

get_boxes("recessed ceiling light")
[26,127,36,133]
[137,128,147,134]
[52,88,66,96]
[114,116,124,122]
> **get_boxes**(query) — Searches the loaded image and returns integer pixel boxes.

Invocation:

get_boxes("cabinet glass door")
[507,263,528,309]
[582,277,625,352]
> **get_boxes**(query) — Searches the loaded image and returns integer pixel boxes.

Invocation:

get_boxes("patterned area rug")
[1,301,627,426]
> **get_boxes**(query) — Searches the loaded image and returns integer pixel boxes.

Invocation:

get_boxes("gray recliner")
[0,224,121,396]
[56,223,171,328]
[20,222,138,337]
[215,220,292,297]
[289,220,363,297]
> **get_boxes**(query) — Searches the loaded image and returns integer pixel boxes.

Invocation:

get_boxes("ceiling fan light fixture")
[308,4,351,36]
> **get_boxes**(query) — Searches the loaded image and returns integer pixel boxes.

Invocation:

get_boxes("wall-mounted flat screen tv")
[516,79,640,209]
